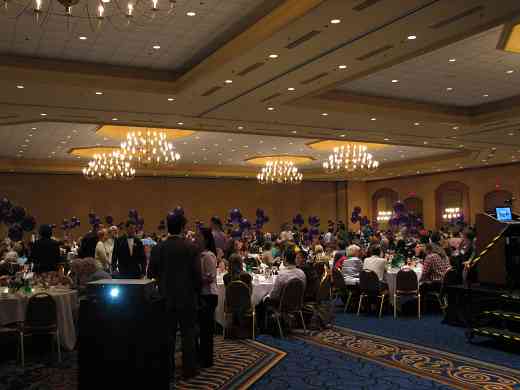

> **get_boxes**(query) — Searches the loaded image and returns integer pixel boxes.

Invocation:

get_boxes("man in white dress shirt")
[363,244,388,288]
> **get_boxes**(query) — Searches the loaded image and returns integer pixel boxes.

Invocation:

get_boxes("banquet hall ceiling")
[0,121,456,180]
[1,0,520,181]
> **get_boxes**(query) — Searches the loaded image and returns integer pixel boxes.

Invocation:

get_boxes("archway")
[435,181,470,228]
[372,188,399,226]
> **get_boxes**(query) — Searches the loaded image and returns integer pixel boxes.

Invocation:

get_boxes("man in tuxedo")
[153,212,201,379]
[79,224,101,259]
[30,224,62,273]
[112,220,146,278]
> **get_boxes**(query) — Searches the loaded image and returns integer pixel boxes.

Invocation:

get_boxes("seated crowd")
[0,212,475,378]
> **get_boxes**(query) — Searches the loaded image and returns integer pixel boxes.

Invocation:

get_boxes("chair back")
[25,293,57,329]
[224,280,251,314]
[359,269,381,295]
[395,268,419,293]
[332,268,347,290]
[316,274,332,302]
[279,278,305,312]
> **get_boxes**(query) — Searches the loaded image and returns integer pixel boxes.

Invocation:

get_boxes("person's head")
[425,243,434,255]
[109,225,118,238]
[284,246,297,265]
[414,243,425,257]
[39,224,53,239]
[210,216,223,231]
[263,241,273,251]
[216,247,224,260]
[346,244,361,258]
[13,242,23,255]
[367,244,382,258]
[338,240,347,251]
[233,239,243,252]
[228,253,243,274]
[314,244,324,254]
[199,227,217,254]
[295,249,306,267]
[97,228,107,241]
[464,228,476,241]
[126,220,137,237]
[167,213,187,235]
[430,231,441,244]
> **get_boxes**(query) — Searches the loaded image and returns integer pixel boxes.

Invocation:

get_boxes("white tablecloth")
[385,265,423,298]
[0,289,78,351]
[215,276,275,326]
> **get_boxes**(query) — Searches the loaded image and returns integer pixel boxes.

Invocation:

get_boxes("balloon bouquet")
[0,197,37,243]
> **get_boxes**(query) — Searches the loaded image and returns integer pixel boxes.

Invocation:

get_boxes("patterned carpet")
[0,336,286,390]
[295,326,520,390]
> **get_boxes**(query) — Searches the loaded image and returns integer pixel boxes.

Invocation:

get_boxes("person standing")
[94,229,110,271]
[29,224,61,273]
[112,220,146,278]
[197,227,218,368]
[153,212,201,379]
[210,216,227,252]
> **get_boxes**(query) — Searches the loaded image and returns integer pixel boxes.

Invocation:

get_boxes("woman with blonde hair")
[94,228,110,271]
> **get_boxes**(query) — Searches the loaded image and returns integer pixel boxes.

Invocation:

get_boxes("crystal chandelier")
[82,151,135,180]
[1,0,176,29]
[120,130,180,167]
[257,160,303,184]
[323,144,379,173]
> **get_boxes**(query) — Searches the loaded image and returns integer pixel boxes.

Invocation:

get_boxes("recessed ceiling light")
[384,138,390,141]
[338,64,347,69]
[340,134,346,137]
[186,11,196,16]
[423,141,428,145]
[449,58,456,62]
[259,140,264,144]
[40,113,47,116]
[152,45,161,50]
[31,127,37,130]
[291,130,297,134]
[414,122,420,126]
[321,112,328,116]
[16,85,24,89]
[509,132,515,136]
[243,145,249,148]
[482,94,489,97]
[268,54,279,59]
[459,144,464,148]
[446,87,453,91]
[452,126,459,130]
[400,154,405,158]
[167,97,175,101]
[370,117,376,121]
[287,87,295,91]
[272,147,277,150]
[177,122,184,125]
[112,117,118,121]
[267,107,275,111]
[227,138,232,142]
[95,91,103,95]
[391,79,399,83]
[330,19,341,24]
[237,126,244,130]
[224,79,233,84]
[407,35,417,40]
[506,70,515,74]
[79,36,87,40]
[288,141,293,145]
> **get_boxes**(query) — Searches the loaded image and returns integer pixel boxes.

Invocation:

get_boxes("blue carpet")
[335,312,520,370]
[252,335,454,390]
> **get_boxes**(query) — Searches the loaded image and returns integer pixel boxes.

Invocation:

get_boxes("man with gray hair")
[342,244,362,285]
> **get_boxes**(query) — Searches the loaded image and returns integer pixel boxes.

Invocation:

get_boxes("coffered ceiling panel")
[338,25,520,107]
[0,0,282,70]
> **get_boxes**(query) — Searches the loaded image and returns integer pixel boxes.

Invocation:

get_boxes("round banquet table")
[215,275,275,326]
[0,288,78,351]
[385,265,423,301]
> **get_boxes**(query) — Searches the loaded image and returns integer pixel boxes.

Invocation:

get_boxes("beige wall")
[0,173,340,236]
[351,164,520,229]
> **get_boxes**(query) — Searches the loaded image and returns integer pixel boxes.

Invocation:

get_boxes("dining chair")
[332,268,358,312]
[425,268,458,314]
[357,270,387,318]
[270,278,306,338]
[223,280,255,339]
[19,292,61,367]
[394,268,421,320]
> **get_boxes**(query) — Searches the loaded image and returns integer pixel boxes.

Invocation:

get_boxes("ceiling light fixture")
[449,58,456,62]
[152,45,161,50]
[323,144,379,174]
[268,54,279,59]
[257,160,303,185]
[321,112,329,116]
[391,79,399,83]
[40,113,47,116]
[506,70,515,74]
[83,151,135,181]
[446,87,453,91]
[287,87,295,91]
[186,11,196,16]
[95,91,103,95]
[338,64,347,69]
[407,35,417,40]
[177,122,184,125]
[16,85,24,89]
[224,79,233,84]
[112,118,118,121]
[79,36,87,40]
[330,19,341,24]
[267,107,275,111]
[121,130,181,167]
[370,117,376,121]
